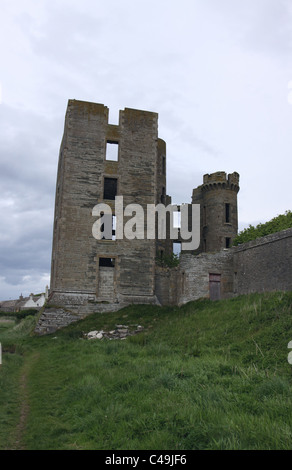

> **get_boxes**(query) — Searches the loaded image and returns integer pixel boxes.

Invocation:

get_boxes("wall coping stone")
[233,228,292,253]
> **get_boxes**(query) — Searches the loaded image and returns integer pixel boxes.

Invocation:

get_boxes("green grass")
[0,292,292,450]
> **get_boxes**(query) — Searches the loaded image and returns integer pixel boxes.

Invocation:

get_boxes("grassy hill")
[0,291,292,450]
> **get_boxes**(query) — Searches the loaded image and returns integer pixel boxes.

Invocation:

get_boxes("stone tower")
[192,171,240,253]
[35,101,243,334]
[49,99,170,311]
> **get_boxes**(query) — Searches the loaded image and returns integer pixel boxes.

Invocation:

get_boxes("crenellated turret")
[192,171,240,253]
[202,171,240,192]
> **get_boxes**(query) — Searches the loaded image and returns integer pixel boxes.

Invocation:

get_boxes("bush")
[233,210,292,246]
[0,309,38,321]
[156,252,180,268]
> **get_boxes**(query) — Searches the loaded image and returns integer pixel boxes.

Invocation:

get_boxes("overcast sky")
[1,0,292,300]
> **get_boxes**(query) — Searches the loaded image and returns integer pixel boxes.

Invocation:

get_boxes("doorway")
[209,273,221,301]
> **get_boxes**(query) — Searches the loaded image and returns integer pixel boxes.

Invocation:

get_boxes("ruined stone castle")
[35,100,292,334]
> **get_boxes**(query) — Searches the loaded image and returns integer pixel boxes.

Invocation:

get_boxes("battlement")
[202,171,239,192]
[67,100,158,128]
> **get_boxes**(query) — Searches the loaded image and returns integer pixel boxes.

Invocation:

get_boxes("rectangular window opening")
[112,215,116,240]
[225,237,231,248]
[99,257,115,267]
[106,141,119,161]
[100,214,116,241]
[103,177,117,200]
[158,249,164,260]
[173,241,181,256]
[173,210,181,229]
[225,203,230,223]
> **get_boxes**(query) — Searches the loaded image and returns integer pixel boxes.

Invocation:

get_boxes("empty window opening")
[108,109,119,125]
[106,141,119,161]
[112,215,116,240]
[173,241,181,256]
[225,203,230,223]
[100,214,116,240]
[162,156,166,175]
[161,187,166,203]
[103,177,117,200]
[225,237,231,248]
[173,210,181,229]
[100,211,105,237]
[99,257,115,267]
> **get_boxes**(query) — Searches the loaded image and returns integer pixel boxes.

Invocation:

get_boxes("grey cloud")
[19,4,104,64]
[0,216,52,296]
[0,104,56,299]
[0,105,59,190]
[213,0,292,58]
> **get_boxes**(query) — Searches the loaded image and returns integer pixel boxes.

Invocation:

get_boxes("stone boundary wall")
[35,303,122,335]
[178,250,234,304]
[233,228,292,295]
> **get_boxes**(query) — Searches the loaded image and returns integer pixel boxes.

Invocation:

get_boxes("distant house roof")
[0,287,48,312]
[0,297,28,312]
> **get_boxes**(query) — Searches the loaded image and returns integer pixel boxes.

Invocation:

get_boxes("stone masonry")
[49,100,170,313]
[233,228,292,295]
[192,171,239,253]
[35,99,291,335]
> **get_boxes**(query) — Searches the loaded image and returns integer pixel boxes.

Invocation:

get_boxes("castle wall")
[37,226,292,335]
[154,228,292,307]
[50,101,109,298]
[233,228,292,295]
[178,250,234,303]
[155,266,181,306]
[154,249,234,307]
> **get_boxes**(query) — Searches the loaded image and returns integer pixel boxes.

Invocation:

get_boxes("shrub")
[233,210,292,246]
[156,252,180,268]
[0,309,38,322]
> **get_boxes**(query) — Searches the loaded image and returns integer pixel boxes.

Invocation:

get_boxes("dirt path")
[11,353,39,450]
[13,367,30,450]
